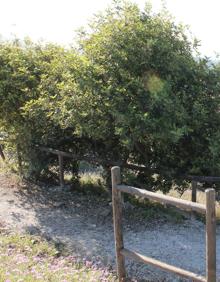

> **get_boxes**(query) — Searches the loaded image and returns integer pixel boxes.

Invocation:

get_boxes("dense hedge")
[1,1,220,192]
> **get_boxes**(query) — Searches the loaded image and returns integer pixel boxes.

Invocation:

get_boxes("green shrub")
[1,2,220,193]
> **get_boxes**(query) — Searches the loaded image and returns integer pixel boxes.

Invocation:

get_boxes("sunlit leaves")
[1,1,220,190]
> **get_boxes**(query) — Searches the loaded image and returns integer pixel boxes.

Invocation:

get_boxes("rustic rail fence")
[37,146,220,192]
[2,143,220,203]
[37,146,121,188]
[111,166,217,282]
[190,176,220,203]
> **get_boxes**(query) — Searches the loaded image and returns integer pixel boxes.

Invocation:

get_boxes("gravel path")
[0,172,220,282]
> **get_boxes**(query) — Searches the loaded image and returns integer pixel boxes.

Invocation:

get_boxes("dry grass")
[79,171,104,187]
[165,188,220,219]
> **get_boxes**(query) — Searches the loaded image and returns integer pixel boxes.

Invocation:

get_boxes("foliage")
[0,40,81,179]
[1,1,220,192]
[59,1,220,191]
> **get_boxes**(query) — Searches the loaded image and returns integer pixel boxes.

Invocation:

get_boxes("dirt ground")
[0,172,219,282]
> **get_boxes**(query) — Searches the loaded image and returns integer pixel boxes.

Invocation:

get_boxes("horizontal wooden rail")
[121,248,206,282]
[189,176,220,182]
[117,184,206,214]
[37,146,220,182]
[37,146,122,166]
[36,147,220,207]
[38,146,77,158]
[112,167,217,282]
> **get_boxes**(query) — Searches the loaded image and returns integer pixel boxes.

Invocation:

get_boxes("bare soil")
[0,172,219,282]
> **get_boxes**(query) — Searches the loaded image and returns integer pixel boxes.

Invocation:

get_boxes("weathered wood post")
[205,188,216,282]
[191,180,197,202]
[0,144,5,161]
[16,144,23,176]
[58,153,64,187]
[111,166,126,281]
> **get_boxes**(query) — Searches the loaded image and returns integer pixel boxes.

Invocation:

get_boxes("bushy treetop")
[1,1,220,191]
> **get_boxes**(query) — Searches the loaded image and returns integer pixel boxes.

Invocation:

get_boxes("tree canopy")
[1,1,220,192]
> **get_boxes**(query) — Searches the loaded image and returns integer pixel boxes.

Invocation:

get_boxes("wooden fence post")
[192,180,197,202]
[16,144,23,176]
[206,188,216,282]
[58,154,64,187]
[111,166,126,281]
[0,144,5,161]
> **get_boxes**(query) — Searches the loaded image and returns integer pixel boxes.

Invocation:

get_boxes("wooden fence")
[37,147,220,203]
[0,144,5,161]
[111,166,217,282]
[190,176,220,203]
[37,146,115,188]
[2,143,219,202]
[37,146,80,187]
